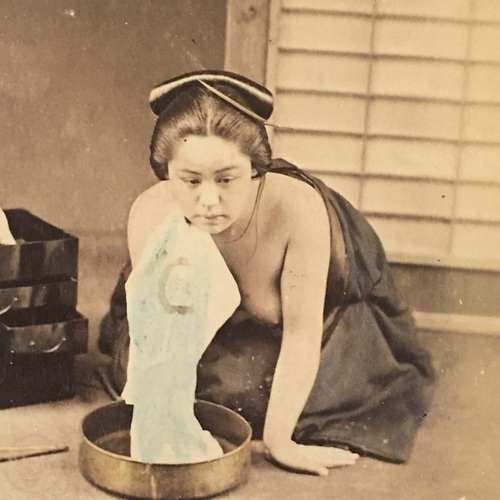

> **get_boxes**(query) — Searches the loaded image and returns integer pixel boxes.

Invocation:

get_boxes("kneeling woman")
[100,70,435,475]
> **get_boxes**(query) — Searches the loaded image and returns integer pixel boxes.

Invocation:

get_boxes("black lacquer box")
[0,209,88,408]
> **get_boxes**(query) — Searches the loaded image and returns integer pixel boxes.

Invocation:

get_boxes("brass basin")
[79,400,252,499]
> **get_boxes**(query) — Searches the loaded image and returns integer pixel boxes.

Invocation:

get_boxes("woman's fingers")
[265,448,330,476]
[298,444,359,467]
[265,442,359,476]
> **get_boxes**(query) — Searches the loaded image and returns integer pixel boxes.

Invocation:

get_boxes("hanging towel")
[123,208,241,464]
[0,208,16,245]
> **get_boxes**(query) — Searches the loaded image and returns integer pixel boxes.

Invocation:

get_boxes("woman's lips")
[199,214,225,224]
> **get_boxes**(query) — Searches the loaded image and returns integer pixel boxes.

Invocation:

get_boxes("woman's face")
[168,135,256,235]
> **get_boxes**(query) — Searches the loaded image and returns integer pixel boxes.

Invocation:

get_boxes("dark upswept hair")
[149,84,273,180]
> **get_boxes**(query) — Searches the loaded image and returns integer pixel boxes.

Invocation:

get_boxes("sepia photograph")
[0,1,499,498]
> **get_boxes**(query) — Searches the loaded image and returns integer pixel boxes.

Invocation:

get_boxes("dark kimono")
[99,160,435,463]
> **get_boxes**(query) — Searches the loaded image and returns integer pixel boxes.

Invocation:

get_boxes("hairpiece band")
[196,79,278,127]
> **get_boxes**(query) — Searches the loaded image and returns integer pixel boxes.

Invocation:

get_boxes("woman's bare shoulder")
[129,181,176,230]
[130,181,173,216]
[128,181,174,265]
[265,172,328,232]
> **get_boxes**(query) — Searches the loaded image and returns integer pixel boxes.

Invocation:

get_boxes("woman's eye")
[184,178,200,185]
[218,177,233,184]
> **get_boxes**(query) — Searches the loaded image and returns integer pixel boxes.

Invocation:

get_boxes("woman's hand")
[265,440,359,476]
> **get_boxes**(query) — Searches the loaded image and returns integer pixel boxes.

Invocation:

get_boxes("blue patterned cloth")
[123,209,240,463]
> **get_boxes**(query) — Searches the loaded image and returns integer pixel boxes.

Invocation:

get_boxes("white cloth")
[0,209,16,245]
[123,208,240,464]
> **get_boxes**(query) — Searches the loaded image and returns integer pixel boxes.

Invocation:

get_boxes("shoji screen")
[269,0,500,269]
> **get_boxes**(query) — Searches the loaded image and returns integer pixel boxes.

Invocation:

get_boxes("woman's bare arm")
[263,186,358,475]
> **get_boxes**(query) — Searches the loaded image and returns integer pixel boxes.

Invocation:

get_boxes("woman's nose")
[198,182,220,208]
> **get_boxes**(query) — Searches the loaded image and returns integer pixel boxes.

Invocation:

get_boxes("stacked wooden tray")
[0,209,88,408]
